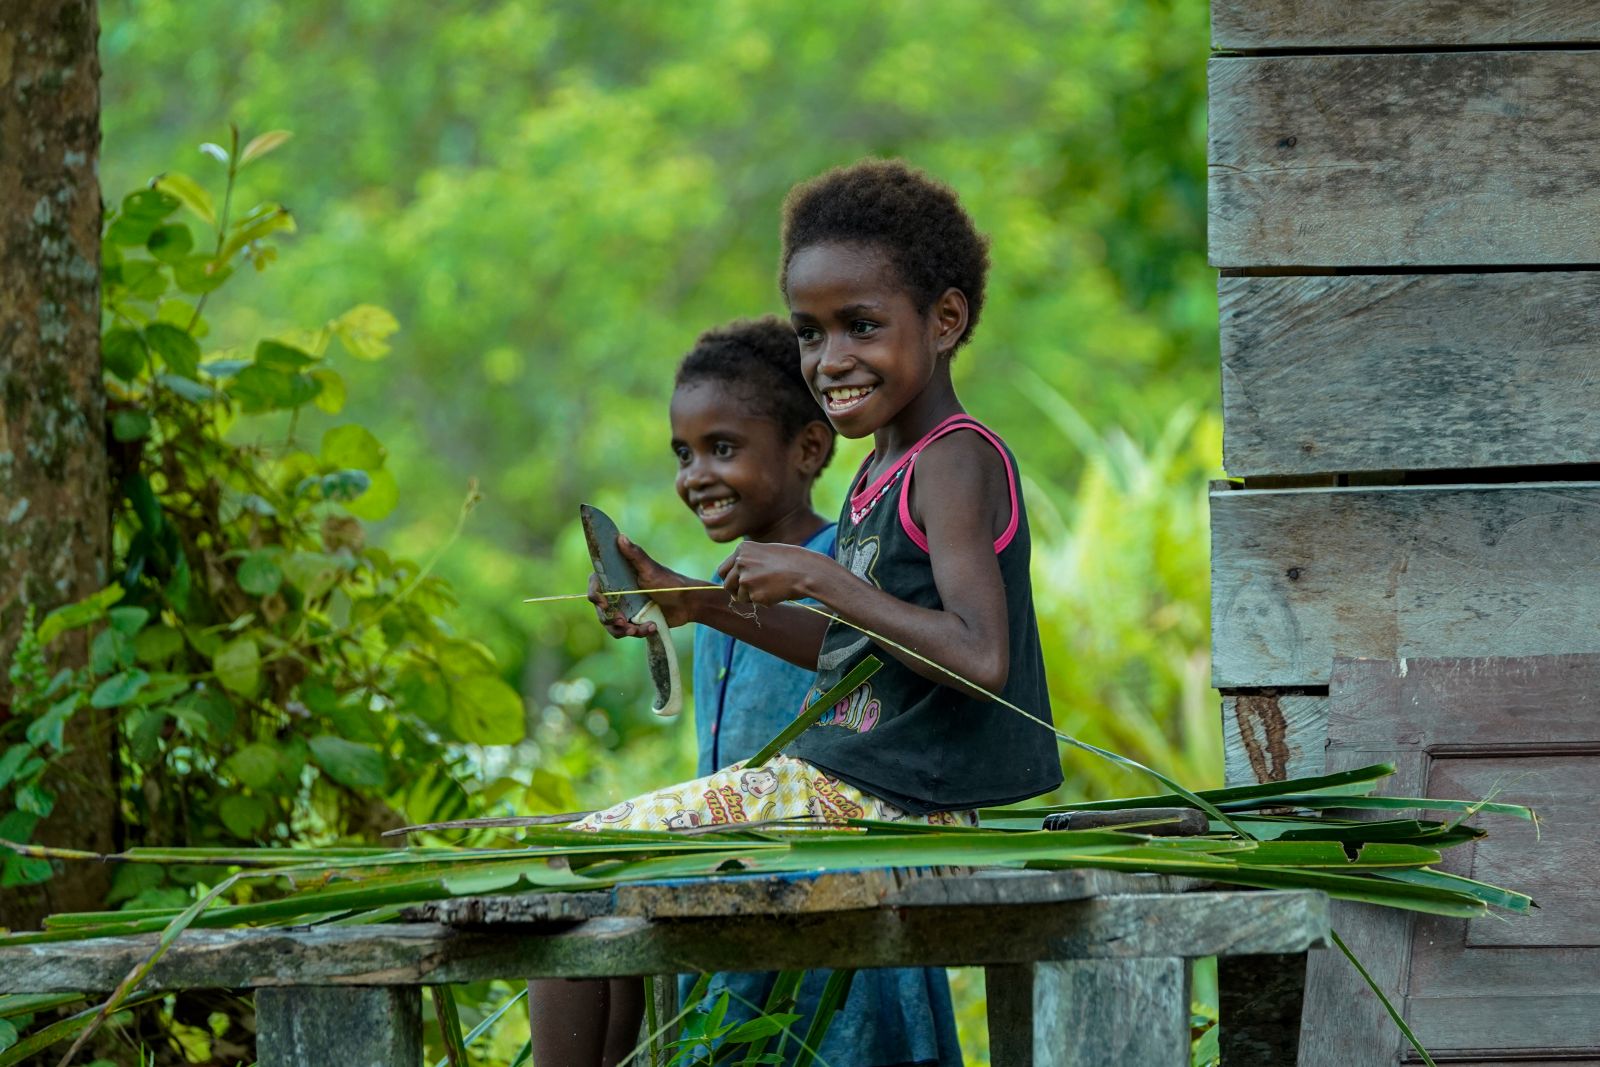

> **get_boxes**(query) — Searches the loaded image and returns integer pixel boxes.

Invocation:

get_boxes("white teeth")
[697,498,736,519]
[824,385,875,411]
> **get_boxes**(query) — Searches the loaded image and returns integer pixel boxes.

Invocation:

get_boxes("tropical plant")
[0,134,536,1061]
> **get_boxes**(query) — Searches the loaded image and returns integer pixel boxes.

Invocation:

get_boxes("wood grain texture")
[1222,693,1328,785]
[1034,958,1190,1067]
[1303,656,1600,1063]
[1211,483,1600,687]
[0,889,1329,994]
[986,963,1037,1067]
[1218,954,1308,1067]
[255,986,422,1067]
[1219,273,1600,476]
[1213,1,1600,49]
[1209,52,1600,268]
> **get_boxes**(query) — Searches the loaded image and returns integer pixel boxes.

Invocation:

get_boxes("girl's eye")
[796,326,822,345]
[673,446,691,466]
[850,320,878,337]
[713,441,735,458]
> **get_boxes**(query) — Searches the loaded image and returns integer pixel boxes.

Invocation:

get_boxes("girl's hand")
[588,535,697,637]
[717,541,843,606]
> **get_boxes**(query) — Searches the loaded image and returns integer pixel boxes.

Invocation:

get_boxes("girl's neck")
[745,502,829,547]
[869,372,964,473]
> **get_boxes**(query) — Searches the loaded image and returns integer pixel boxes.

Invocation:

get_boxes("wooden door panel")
[1427,756,1600,948]
[1302,657,1600,1065]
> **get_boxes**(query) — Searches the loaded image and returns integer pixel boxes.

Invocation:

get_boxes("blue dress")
[679,522,963,1067]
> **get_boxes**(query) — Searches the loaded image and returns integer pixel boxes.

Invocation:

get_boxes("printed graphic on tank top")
[787,414,1063,814]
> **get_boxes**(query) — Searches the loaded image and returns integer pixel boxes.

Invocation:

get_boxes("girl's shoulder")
[906,418,1020,549]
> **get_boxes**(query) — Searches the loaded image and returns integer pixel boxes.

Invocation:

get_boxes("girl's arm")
[724,432,1013,698]
[590,537,832,669]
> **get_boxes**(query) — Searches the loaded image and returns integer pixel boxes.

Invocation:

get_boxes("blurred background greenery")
[95,0,1217,1060]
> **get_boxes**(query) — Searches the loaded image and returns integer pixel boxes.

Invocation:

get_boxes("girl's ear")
[794,420,833,477]
[931,286,970,357]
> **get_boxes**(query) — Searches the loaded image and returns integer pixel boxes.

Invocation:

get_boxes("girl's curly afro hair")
[780,159,991,352]
[674,316,837,471]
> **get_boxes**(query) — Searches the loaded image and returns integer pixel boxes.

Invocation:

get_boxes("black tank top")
[786,414,1062,813]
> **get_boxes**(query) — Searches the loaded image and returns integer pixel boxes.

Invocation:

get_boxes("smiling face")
[670,379,824,544]
[785,241,965,442]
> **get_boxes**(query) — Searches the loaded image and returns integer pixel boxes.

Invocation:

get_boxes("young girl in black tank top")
[591,159,1061,822]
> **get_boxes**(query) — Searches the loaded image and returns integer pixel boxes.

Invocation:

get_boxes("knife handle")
[630,601,681,719]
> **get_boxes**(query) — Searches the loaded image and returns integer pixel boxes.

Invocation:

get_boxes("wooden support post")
[645,973,681,1065]
[1218,952,1308,1066]
[989,958,1192,1067]
[986,963,1036,1067]
[256,985,422,1067]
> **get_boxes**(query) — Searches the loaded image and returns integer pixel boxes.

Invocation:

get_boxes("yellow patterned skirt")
[568,755,978,832]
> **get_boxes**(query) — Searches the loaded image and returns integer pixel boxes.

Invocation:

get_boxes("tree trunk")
[0,0,115,930]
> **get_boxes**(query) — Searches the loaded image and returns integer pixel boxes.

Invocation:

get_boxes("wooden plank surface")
[1213,1,1600,50]
[0,889,1329,994]
[1211,483,1600,687]
[1033,958,1191,1067]
[1222,693,1328,785]
[1209,52,1600,268]
[256,986,421,1067]
[1219,273,1600,476]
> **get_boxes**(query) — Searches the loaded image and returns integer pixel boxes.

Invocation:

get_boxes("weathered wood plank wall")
[1210,3,1600,1060]
[1213,2,1600,49]
[1220,273,1600,477]
[1210,52,1600,267]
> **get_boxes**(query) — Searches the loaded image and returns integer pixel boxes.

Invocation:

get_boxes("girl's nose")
[682,458,715,488]
[816,340,856,378]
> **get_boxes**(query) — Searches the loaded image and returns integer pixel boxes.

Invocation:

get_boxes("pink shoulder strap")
[897,416,1020,554]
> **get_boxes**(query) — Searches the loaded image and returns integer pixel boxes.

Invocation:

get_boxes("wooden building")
[1208,3,1600,1063]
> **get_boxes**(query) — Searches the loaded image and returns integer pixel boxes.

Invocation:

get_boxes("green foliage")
[4,136,527,923]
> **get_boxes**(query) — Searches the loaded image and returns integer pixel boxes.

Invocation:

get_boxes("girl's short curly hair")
[780,159,991,352]
[674,316,836,471]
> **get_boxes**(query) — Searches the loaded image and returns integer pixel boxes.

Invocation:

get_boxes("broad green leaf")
[0,747,34,792]
[309,735,387,789]
[107,863,165,904]
[37,586,124,647]
[15,784,55,818]
[239,130,293,167]
[112,409,152,442]
[144,323,201,378]
[106,212,158,247]
[122,188,180,221]
[224,743,279,790]
[186,687,237,737]
[121,258,168,300]
[213,636,260,698]
[320,468,372,502]
[91,669,149,709]
[172,255,233,295]
[108,606,151,636]
[254,339,317,371]
[102,328,147,381]
[237,552,284,596]
[331,304,399,360]
[154,172,216,226]
[344,466,397,520]
[228,364,319,412]
[146,223,194,263]
[218,795,270,839]
[310,368,346,413]
[447,674,526,745]
[134,624,184,664]
[282,552,342,598]
[90,626,128,675]
[25,695,76,750]
[320,425,386,471]
[156,373,216,403]
[220,204,295,261]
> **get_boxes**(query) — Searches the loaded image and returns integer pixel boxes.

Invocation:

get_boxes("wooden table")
[0,868,1328,1066]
